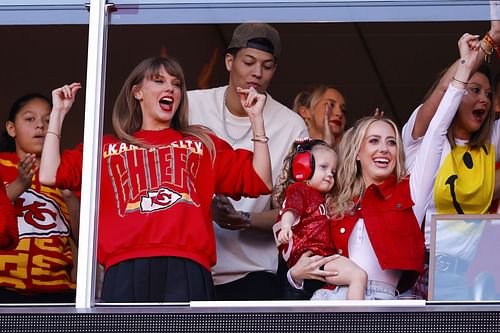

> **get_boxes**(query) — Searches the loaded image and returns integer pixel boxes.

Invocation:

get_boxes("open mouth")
[472,109,485,121]
[373,158,390,167]
[159,97,173,106]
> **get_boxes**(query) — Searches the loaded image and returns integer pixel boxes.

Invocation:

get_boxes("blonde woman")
[288,33,480,299]
[294,85,347,148]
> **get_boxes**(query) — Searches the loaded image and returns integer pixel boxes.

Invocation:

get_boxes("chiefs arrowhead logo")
[15,189,71,238]
[140,187,182,212]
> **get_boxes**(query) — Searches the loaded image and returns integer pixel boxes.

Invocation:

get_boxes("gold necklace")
[222,88,252,145]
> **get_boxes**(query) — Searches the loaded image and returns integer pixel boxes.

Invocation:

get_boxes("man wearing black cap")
[188,22,308,300]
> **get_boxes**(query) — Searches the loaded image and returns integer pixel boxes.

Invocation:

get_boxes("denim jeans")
[311,280,398,300]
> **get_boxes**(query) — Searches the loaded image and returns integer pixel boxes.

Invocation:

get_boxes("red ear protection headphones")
[291,139,327,181]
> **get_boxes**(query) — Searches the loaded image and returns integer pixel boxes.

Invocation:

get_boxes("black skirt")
[100,256,215,303]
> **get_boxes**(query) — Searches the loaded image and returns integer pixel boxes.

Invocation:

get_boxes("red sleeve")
[0,175,18,250]
[281,183,306,217]
[55,143,84,192]
[212,135,270,200]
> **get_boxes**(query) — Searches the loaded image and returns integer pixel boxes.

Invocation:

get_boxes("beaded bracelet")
[485,32,500,60]
[481,36,494,63]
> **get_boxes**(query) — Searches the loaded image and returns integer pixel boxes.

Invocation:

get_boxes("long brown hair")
[112,57,215,157]
[449,65,494,149]
[422,64,494,149]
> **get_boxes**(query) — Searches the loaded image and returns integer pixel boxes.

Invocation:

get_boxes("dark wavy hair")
[0,93,51,152]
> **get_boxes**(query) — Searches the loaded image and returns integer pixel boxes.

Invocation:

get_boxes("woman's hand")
[373,107,384,119]
[322,101,334,147]
[457,33,481,67]
[237,86,266,118]
[489,1,500,42]
[289,251,340,286]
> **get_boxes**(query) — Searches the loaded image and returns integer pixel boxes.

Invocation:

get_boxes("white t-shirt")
[188,86,309,285]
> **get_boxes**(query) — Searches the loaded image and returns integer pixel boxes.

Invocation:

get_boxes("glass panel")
[1,0,84,4]
[429,215,500,301]
[108,0,491,25]
[99,19,497,305]
[0,1,88,25]
[0,12,89,306]
[2,0,496,308]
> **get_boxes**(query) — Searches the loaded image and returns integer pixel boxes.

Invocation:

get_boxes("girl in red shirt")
[0,93,76,303]
[273,139,367,300]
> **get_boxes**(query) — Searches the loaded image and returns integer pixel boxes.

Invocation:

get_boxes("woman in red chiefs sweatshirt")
[39,57,272,303]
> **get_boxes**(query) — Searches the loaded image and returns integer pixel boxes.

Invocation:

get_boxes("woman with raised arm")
[402,19,500,299]
[39,57,272,302]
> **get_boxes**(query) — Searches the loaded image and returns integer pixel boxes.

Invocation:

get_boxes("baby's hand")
[277,227,293,245]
